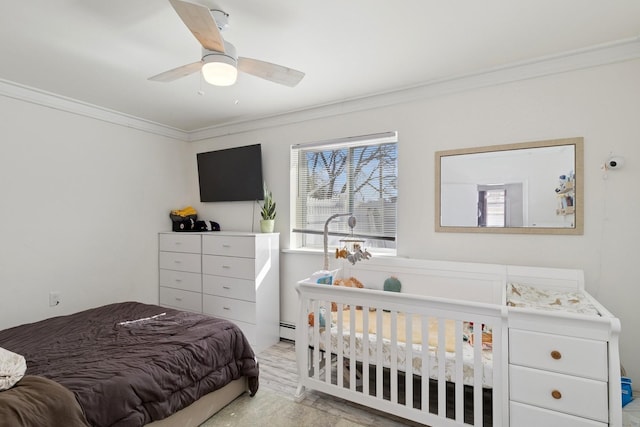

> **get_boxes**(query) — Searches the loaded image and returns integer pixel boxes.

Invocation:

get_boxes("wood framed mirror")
[435,137,583,234]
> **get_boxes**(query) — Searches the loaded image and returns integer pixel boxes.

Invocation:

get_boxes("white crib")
[295,258,622,426]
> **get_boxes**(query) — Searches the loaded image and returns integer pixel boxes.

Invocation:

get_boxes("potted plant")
[258,183,276,233]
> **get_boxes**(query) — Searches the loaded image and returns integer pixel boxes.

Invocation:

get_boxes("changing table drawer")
[510,365,608,422]
[509,329,607,380]
[510,402,607,427]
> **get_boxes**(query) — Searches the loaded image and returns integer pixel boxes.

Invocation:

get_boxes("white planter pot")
[260,219,275,233]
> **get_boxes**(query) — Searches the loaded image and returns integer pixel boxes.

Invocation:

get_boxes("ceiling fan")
[149,0,305,87]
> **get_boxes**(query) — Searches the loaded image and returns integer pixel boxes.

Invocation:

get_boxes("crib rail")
[295,281,508,427]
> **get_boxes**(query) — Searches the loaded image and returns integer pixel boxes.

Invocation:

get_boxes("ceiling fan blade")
[148,61,203,82]
[168,0,225,52]
[238,57,305,87]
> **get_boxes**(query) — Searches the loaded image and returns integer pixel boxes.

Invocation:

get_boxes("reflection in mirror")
[435,137,583,235]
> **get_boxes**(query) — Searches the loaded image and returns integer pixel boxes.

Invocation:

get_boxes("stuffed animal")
[334,277,364,289]
[331,277,365,311]
[383,276,402,293]
[307,308,327,327]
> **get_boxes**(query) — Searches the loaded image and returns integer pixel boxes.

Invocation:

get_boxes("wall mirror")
[435,137,583,235]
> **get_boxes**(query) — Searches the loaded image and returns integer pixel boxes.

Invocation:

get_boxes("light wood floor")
[257,340,423,427]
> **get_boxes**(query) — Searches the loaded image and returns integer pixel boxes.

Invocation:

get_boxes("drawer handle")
[222,244,231,248]
[551,390,562,400]
[222,265,231,269]
[175,279,182,282]
[175,242,182,245]
[175,297,183,302]
[174,260,182,264]
[550,350,562,360]
[222,286,231,290]
[223,307,231,310]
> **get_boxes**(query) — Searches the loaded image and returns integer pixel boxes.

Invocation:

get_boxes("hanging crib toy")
[335,216,372,265]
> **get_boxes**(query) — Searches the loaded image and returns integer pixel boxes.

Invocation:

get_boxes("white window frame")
[290,131,398,255]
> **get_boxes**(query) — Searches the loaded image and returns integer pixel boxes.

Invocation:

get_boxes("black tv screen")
[197,144,264,202]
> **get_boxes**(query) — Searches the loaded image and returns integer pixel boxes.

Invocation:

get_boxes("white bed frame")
[295,257,621,426]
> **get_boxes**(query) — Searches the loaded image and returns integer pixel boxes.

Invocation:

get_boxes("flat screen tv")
[197,144,264,202]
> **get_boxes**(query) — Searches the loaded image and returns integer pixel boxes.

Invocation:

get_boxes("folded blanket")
[0,347,26,391]
[0,375,89,427]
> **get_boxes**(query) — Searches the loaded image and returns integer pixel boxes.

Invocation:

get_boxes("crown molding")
[1,37,639,142]
[188,36,640,141]
[0,79,188,141]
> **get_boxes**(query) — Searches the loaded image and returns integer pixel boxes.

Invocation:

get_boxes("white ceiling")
[1,1,639,134]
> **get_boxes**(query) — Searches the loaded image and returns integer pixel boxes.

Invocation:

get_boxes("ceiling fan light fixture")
[202,53,237,86]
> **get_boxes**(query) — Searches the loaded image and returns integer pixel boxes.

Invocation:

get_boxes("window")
[291,132,398,254]
[477,183,524,227]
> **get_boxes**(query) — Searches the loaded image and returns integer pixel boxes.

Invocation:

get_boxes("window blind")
[291,131,398,251]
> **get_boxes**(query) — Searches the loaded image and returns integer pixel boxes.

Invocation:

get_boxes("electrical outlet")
[49,291,61,307]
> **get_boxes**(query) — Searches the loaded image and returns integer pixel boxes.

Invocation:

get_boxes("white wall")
[191,59,640,385]
[0,96,191,329]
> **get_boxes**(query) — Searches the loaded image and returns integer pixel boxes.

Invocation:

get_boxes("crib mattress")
[310,310,494,387]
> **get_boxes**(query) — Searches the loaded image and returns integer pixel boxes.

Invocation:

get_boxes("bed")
[0,301,259,427]
[295,258,622,427]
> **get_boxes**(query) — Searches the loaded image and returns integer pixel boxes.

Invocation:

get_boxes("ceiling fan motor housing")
[211,9,229,32]
[202,40,237,65]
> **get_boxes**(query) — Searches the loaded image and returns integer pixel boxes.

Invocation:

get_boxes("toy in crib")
[308,277,365,326]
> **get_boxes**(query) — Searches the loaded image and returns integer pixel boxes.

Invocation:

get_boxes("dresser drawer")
[509,329,607,380]
[159,269,201,293]
[509,365,608,422]
[202,235,255,258]
[203,295,256,324]
[223,318,256,345]
[159,251,201,273]
[202,275,256,302]
[159,287,202,313]
[202,255,255,280]
[159,233,201,253]
[510,402,607,427]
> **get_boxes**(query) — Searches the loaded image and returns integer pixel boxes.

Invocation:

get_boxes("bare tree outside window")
[292,133,397,252]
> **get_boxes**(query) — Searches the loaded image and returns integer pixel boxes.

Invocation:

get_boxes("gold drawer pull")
[551,390,562,399]
[550,350,562,360]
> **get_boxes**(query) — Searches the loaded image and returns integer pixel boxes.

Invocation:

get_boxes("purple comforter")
[0,302,259,427]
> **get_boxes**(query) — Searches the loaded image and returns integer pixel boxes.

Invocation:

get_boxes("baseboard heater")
[279,321,296,342]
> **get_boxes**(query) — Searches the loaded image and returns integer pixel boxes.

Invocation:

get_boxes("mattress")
[309,309,494,387]
[0,302,259,427]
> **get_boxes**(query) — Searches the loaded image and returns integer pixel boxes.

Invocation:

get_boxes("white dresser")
[508,321,610,426]
[158,231,280,353]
